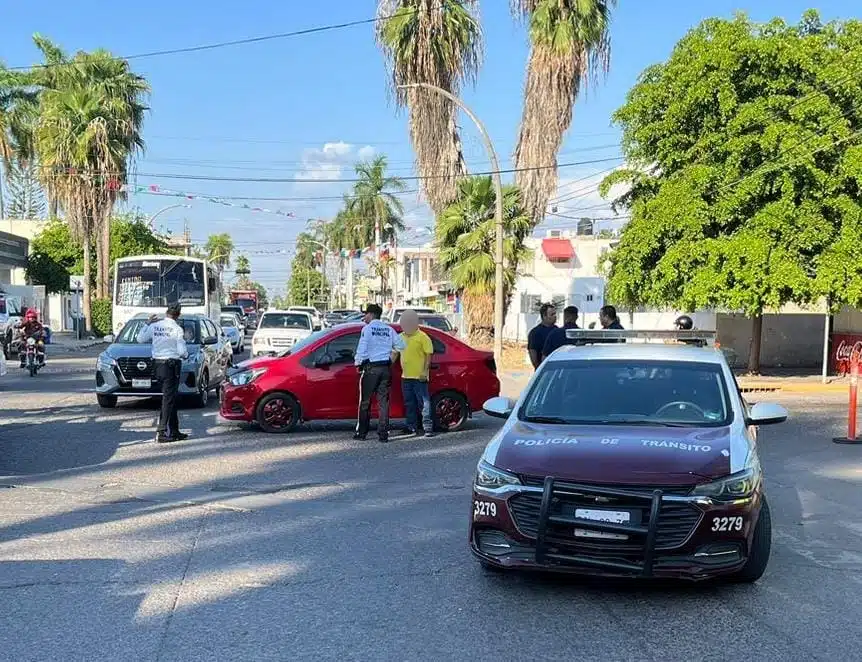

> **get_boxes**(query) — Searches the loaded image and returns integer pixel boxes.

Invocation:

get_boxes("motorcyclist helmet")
[674,315,693,330]
[24,309,38,322]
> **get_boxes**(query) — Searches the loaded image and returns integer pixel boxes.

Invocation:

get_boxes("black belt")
[365,360,391,367]
[154,358,181,363]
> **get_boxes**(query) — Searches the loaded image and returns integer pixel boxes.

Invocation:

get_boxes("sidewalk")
[499,369,849,399]
[48,332,103,353]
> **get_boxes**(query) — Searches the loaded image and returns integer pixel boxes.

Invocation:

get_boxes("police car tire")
[731,496,772,583]
[97,394,117,409]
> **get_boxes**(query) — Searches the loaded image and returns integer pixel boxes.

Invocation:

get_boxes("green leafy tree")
[287,267,329,307]
[376,0,483,214]
[436,176,532,333]
[25,251,69,294]
[346,156,406,247]
[0,65,38,218]
[235,254,251,277]
[512,0,616,224]
[600,11,862,373]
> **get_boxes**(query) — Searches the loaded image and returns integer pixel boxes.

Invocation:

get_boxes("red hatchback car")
[220,323,500,433]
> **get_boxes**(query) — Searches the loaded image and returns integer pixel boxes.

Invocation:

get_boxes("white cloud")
[357,145,376,161]
[295,141,356,181]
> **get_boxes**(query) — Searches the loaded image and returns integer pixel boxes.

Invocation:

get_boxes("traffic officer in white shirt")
[137,304,189,443]
[354,303,405,443]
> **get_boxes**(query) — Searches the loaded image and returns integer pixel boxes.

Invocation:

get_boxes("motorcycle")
[20,335,46,377]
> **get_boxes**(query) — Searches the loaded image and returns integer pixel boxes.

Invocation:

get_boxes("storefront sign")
[831,333,862,375]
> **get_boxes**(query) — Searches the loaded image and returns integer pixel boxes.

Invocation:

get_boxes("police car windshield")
[116,318,200,344]
[520,360,731,427]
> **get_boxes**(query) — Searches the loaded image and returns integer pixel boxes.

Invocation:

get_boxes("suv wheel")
[730,496,772,583]
[97,394,118,409]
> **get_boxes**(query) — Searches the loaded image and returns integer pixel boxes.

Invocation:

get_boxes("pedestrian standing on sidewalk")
[394,309,435,438]
[354,303,405,443]
[137,304,189,443]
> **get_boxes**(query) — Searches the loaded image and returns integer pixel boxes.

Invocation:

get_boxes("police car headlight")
[691,466,761,500]
[475,460,522,489]
[229,367,267,387]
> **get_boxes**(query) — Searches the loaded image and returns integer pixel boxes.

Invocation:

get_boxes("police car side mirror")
[746,402,788,426]
[483,396,515,419]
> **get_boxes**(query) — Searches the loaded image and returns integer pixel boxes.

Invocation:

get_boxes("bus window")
[115,259,205,307]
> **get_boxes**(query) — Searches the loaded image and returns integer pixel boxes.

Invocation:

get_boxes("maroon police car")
[470,330,788,582]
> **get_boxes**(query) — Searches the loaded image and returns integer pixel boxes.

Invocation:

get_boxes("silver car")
[95,313,233,409]
[220,313,245,354]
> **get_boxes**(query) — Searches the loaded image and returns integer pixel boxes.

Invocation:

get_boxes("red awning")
[542,238,574,261]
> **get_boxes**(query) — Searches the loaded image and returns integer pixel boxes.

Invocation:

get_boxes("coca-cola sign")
[831,334,862,375]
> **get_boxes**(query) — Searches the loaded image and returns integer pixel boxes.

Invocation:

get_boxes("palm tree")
[376,0,483,215]
[204,233,234,276]
[32,38,149,320]
[512,0,616,224]
[0,65,38,218]
[436,176,532,334]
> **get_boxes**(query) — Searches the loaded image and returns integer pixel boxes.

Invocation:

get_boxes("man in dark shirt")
[527,302,557,369]
[600,305,624,330]
[542,305,579,360]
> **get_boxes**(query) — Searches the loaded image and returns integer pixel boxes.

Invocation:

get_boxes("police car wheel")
[730,496,772,583]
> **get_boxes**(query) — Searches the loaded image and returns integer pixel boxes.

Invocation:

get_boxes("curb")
[738,381,847,394]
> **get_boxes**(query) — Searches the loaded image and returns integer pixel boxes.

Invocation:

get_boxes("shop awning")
[542,238,574,261]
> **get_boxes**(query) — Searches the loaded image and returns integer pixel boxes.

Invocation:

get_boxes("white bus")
[111,255,222,335]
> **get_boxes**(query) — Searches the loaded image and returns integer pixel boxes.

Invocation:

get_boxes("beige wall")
[716,313,825,369]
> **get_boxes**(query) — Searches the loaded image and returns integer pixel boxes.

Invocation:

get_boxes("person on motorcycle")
[18,309,45,367]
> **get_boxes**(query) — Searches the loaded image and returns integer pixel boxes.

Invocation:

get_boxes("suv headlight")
[691,465,761,500]
[229,367,267,387]
[475,460,522,489]
[96,355,116,371]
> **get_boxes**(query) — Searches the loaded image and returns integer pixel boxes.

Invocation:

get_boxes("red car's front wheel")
[256,392,300,433]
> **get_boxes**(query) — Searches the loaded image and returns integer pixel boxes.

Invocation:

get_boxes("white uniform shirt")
[137,317,189,360]
[354,319,405,365]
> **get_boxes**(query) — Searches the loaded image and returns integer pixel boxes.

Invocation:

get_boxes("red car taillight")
[485,357,497,375]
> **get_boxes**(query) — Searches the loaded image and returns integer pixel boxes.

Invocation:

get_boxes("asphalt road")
[1,346,862,661]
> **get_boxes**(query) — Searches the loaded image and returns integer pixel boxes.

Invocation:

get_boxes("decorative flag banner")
[123,184,296,218]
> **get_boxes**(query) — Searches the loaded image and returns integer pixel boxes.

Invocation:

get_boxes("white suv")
[287,306,323,330]
[252,311,314,357]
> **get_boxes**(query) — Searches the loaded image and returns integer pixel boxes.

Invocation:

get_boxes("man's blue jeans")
[402,378,432,433]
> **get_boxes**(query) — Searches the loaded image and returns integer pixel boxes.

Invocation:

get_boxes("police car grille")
[508,489,701,552]
[117,357,154,379]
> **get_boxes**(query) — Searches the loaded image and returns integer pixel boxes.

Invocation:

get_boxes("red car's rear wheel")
[256,392,300,433]
[432,391,468,432]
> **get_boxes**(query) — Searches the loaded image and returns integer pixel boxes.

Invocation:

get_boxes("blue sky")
[1,1,853,293]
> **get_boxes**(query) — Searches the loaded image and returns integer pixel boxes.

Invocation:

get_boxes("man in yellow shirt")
[394,309,434,438]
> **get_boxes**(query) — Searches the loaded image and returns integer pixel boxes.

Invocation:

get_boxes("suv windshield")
[277,328,330,356]
[260,313,311,330]
[521,360,731,427]
[116,318,200,344]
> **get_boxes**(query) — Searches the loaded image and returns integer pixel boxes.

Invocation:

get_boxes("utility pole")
[397,82,504,365]
[183,221,191,257]
[375,213,382,304]
[306,270,311,307]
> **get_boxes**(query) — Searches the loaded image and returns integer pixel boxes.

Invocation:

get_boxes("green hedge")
[91,298,113,337]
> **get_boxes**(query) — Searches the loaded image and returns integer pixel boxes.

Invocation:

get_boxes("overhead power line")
[9,5,436,70]
[51,156,626,183]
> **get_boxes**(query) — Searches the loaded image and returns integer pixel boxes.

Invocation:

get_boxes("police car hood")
[490,422,732,485]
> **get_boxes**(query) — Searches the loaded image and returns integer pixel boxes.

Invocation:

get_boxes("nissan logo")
[136,361,148,371]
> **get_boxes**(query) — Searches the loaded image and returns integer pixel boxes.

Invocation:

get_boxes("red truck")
[229,290,259,314]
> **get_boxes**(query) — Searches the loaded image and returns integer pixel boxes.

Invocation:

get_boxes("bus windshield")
[115,259,205,308]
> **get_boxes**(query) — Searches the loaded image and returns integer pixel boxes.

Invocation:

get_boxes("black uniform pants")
[156,358,181,438]
[356,363,392,439]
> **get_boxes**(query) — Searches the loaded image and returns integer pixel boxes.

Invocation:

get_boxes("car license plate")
[574,508,630,540]
[132,379,151,389]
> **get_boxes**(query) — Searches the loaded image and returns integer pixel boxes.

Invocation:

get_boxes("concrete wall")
[715,313,824,369]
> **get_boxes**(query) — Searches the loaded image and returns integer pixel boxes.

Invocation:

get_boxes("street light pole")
[397,83,504,365]
[148,204,191,229]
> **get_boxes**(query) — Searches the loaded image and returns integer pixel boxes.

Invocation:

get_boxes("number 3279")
[712,516,743,532]
[474,501,497,517]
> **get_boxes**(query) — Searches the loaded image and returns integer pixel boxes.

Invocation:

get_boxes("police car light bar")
[564,329,717,345]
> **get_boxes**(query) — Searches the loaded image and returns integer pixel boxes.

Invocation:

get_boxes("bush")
[90,298,113,337]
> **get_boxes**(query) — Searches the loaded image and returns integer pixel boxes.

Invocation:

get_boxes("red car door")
[303,331,363,418]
